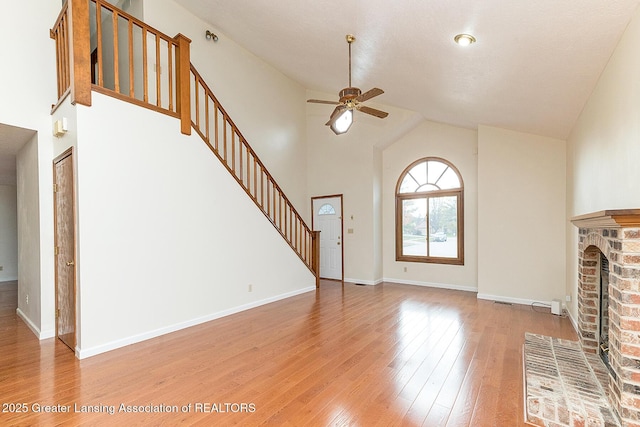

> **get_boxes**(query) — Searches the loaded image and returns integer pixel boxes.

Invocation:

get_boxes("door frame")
[53,147,77,352]
[311,194,344,282]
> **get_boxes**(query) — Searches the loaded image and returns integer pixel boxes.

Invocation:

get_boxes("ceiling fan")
[307,34,389,134]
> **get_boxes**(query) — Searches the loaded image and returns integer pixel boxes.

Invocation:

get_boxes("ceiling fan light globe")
[331,109,353,135]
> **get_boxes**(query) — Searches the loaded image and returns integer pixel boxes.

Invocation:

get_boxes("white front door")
[313,196,343,280]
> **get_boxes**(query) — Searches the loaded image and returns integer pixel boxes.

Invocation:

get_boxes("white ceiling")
[174,0,639,140]
[2,1,638,185]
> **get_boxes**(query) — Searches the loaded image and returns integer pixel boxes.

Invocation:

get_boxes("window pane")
[427,161,447,186]
[428,196,457,258]
[437,167,461,190]
[399,174,419,193]
[408,163,427,187]
[402,199,427,256]
[318,203,336,215]
[399,159,461,194]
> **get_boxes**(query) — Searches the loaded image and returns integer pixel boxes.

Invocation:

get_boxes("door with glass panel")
[312,195,343,280]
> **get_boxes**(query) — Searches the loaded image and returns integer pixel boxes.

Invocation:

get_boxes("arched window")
[396,157,464,265]
[318,204,336,215]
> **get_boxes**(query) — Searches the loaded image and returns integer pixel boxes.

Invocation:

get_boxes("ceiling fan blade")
[359,105,389,119]
[307,99,341,105]
[325,105,347,126]
[355,88,384,103]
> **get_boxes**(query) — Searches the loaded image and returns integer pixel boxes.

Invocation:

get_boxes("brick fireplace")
[572,210,640,427]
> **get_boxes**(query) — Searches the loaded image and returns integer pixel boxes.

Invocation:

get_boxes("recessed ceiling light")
[454,34,476,46]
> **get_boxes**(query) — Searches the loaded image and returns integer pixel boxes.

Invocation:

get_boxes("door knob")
[66,260,75,266]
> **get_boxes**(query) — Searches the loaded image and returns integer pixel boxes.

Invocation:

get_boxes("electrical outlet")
[565,295,571,302]
[248,284,253,292]
[403,267,407,272]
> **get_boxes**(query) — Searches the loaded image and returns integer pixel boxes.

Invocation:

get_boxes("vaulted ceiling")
[174,0,640,140]
[2,1,638,186]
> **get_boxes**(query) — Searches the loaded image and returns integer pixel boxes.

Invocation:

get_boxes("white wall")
[307,121,377,283]
[0,185,18,281]
[142,0,310,221]
[373,147,383,280]
[566,6,640,320]
[382,120,478,290]
[15,134,43,335]
[0,0,60,337]
[568,8,640,215]
[478,126,566,304]
[116,0,144,19]
[74,93,315,357]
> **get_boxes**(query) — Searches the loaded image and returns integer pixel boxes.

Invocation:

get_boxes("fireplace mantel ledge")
[571,209,640,228]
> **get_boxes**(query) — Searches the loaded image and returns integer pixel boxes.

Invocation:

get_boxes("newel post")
[69,0,91,106]
[312,230,321,288]
[174,33,192,135]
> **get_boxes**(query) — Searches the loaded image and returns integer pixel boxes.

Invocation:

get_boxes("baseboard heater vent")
[494,301,513,305]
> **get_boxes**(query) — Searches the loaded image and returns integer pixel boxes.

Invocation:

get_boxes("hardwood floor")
[0,280,577,426]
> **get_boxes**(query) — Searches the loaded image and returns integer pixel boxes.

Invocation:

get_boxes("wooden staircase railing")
[50,0,92,111]
[50,0,320,283]
[189,66,318,272]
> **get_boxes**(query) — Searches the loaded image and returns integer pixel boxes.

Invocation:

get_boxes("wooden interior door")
[54,149,76,351]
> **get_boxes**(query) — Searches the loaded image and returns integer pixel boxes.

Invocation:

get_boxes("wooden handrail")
[51,0,319,279]
[190,64,317,274]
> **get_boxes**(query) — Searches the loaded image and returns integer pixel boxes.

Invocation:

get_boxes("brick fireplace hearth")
[572,209,640,427]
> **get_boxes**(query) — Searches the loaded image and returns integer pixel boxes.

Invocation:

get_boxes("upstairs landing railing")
[50,0,320,283]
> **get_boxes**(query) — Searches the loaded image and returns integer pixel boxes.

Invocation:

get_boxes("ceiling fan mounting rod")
[346,34,355,88]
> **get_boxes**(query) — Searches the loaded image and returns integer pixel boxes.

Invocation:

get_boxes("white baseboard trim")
[77,286,316,359]
[477,293,552,307]
[16,308,40,337]
[566,307,579,333]
[343,278,384,286]
[41,328,55,339]
[382,278,477,293]
[16,308,55,339]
